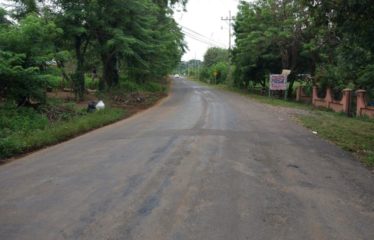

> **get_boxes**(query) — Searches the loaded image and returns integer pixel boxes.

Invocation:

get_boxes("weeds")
[0,108,126,160]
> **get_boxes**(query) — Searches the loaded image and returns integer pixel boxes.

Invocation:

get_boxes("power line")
[182,30,226,48]
[183,33,222,48]
[182,32,225,48]
[181,25,222,44]
[180,25,227,48]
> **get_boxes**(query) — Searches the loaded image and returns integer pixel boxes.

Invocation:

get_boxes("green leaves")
[0,50,45,103]
[1,0,186,102]
[203,48,229,68]
[0,14,62,68]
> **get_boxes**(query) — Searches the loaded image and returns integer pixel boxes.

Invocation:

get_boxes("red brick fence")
[356,90,374,118]
[295,86,374,118]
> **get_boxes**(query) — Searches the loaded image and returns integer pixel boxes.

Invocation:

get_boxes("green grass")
[298,112,374,167]
[119,80,166,93]
[0,77,169,162]
[239,90,309,109]
[0,108,126,161]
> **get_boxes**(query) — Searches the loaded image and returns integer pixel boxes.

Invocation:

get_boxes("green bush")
[119,80,165,93]
[40,74,62,89]
[85,75,99,89]
[0,107,126,159]
[209,62,229,84]
[143,82,165,92]
[0,51,46,103]
[0,107,49,138]
[121,80,141,92]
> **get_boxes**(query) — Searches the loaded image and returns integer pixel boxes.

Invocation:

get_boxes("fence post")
[312,86,318,105]
[325,88,333,107]
[296,86,301,102]
[356,89,367,116]
[341,89,352,114]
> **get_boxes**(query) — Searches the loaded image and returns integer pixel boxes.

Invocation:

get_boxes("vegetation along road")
[0,77,373,240]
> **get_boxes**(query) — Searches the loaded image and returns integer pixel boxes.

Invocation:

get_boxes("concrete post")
[325,87,333,106]
[341,89,352,114]
[356,90,367,116]
[296,86,302,102]
[312,86,318,105]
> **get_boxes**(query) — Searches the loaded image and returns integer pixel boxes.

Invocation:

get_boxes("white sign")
[270,74,287,90]
[281,69,291,76]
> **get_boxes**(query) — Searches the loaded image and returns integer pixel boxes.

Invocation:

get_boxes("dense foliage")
[0,0,186,102]
[232,0,374,98]
[201,47,230,84]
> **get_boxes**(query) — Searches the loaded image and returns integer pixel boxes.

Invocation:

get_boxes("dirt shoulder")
[0,84,169,165]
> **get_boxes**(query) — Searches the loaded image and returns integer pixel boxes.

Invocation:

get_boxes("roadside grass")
[0,78,169,163]
[298,112,374,167]
[190,78,374,168]
[0,108,126,161]
[222,85,311,110]
[119,78,167,93]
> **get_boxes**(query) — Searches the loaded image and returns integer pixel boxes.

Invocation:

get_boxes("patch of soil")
[47,88,167,115]
[38,104,81,122]
[47,90,75,102]
[111,92,167,115]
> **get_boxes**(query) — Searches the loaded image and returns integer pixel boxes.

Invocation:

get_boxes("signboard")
[281,69,291,76]
[269,74,287,90]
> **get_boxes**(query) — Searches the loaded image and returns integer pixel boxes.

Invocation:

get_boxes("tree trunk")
[101,53,119,88]
[74,36,85,101]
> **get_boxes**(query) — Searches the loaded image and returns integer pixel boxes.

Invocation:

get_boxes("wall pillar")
[296,86,302,101]
[356,89,367,116]
[312,86,318,105]
[325,87,333,106]
[341,89,352,114]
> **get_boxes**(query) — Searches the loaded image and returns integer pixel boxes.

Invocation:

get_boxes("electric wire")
[182,30,225,48]
[180,25,227,48]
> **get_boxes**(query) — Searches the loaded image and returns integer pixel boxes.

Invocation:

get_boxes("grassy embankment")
[0,79,168,163]
[194,78,374,168]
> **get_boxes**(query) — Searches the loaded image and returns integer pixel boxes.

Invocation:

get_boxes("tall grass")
[0,108,126,160]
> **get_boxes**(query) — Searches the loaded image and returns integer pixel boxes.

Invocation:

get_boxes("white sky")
[174,0,241,61]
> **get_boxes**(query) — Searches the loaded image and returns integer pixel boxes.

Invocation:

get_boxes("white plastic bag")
[96,100,105,110]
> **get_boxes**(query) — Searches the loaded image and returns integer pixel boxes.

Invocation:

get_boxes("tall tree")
[233,0,313,93]
[52,0,92,100]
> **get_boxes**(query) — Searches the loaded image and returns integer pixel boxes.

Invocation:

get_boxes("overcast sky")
[174,0,242,61]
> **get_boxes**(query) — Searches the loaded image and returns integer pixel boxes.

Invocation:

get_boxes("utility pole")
[221,11,235,50]
[221,11,235,83]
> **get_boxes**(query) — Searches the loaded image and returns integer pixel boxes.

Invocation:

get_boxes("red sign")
[270,74,287,90]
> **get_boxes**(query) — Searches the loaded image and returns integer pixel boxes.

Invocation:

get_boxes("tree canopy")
[0,0,187,102]
[232,0,374,97]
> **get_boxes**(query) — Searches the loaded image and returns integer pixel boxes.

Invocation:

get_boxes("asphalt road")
[0,78,373,240]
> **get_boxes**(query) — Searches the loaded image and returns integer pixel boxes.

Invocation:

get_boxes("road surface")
[0,78,373,240]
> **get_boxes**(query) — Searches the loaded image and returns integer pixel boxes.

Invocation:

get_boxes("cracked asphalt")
[0,78,373,240]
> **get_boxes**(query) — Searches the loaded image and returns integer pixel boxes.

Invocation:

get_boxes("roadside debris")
[87,101,97,112]
[87,100,105,112]
[96,101,105,110]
